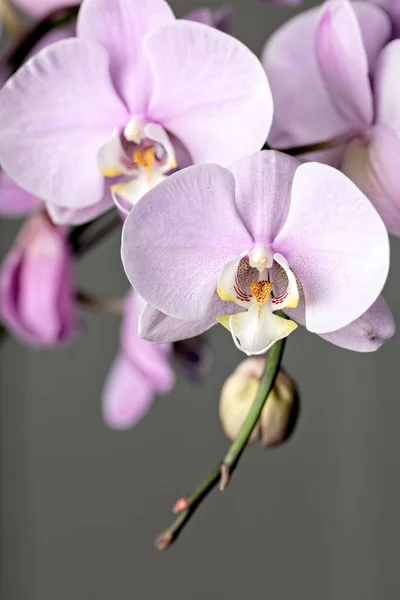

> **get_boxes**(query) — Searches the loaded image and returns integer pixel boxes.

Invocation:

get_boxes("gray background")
[1,1,400,599]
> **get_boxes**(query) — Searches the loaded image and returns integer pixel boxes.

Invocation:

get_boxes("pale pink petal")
[274,162,389,334]
[145,20,272,166]
[0,39,128,209]
[77,0,175,112]
[102,353,155,430]
[319,296,395,351]
[0,171,42,217]
[316,0,373,128]
[341,124,400,236]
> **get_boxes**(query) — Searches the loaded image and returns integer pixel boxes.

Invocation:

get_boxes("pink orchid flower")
[0,0,272,226]
[102,293,174,430]
[121,151,393,355]
[0,211,78,346]
[263,0,400,235]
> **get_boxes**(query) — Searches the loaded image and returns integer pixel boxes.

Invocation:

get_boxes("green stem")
[155,464,222,550]
[220,337,286,490]
[155,339,286,550]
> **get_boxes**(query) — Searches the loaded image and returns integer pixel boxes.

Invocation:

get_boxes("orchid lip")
[97,118,178,212]
[217,246,299,355]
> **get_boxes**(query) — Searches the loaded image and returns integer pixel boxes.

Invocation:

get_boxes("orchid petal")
[78,0,174,112]
[274,162,389,334]
[121,293,174,392]
[226,305,297,356]
[341,124,400,236]
[230,151,299,243]
[145,20,272,166]
[102,353,155,430]
[46,191,114,226]
[319,296,395,352]
[0,171,42,217]
[122,164,252,321]
[263,2,390,149]
[138,294,234,343]
[316,0,373,128]
[375,40,400,139]
[0,39,128,209]
[0,214,78,346]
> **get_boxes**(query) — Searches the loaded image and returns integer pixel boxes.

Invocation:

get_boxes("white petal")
[228,302,297,356]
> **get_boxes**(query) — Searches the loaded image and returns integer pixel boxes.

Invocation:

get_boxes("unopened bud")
[219,358,300,448]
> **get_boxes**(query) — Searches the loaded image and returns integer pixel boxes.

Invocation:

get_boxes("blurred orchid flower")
[0,211,78,346]
[102,293,174,430]
[122,151,392,356]
[11,0,79,18]
[184,6,232,32]
[0,0,272,226]
[263,0,400,235]
[372,0,400,37]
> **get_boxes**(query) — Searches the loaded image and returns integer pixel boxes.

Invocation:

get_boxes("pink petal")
[0,213,78,346]
[121,293,175,393]
[102,353,155,430]
[316,0,373,128]
[184,7,232,33]
[145,20,272,166]
[122,164,252,321]
[138,294,239,343]
[274,162,389,334]
[0,39,128,209]
[77,0,174,113]
[0,171,42,217]
[263,2,390,149]
[341,124,400,236]
[230,151,299,243]
[319,296,395,352]
[375,40,400,142]
[46,192,114,225]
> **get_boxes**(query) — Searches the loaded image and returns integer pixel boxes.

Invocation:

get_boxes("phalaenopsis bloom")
[0,0,271,225]
[121,151,393,355]
[0,0,397,551]
[263,0,400,234]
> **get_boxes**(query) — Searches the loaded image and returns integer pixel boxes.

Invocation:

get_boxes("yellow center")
[133,147,156,171]
[250,281,274,305]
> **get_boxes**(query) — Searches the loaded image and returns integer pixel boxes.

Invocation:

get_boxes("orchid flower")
[121,151,392,356]
[262,0,400,235]
[0,0,272,226]
[0,212,78,346]
[102,293,174,430]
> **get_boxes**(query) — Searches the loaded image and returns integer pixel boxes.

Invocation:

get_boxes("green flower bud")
[219,358,300,448]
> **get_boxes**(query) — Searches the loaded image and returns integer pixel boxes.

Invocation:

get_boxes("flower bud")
[219,358,300,448]
[0,212,78,346]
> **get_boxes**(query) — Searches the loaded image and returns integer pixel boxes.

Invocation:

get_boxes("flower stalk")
[155,337,286,550]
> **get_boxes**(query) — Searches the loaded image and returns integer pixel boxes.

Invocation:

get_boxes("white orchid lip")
[97,117,177,212]
[217,246,299,356]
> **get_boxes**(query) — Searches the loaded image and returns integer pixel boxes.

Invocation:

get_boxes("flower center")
[250,280,274,305]
[217,248,300,356]
[97,118,177,212]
